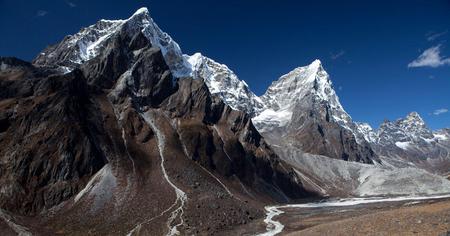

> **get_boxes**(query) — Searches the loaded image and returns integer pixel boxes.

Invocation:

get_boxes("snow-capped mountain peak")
[396,112,433,141]
[253,60,330,129]
[261,59,335,110]
[33,7,191,77]
[363,112,450,174]
[400,112,427,130]
[368,112,443,151]
[310,58,322,66]
[131,6,150,16]
[253,59,360,139]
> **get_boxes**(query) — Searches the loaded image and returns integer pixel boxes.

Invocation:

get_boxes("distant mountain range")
[1,7,449,235]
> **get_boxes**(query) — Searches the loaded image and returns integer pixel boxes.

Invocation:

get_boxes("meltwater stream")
[258,194,450,236]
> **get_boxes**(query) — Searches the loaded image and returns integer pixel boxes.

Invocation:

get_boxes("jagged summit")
[261,59,335,108]
[356,110,450,148]
[276,59,324,82]
[401,111,427,128]
[355,111,450,174]
[253,59,353,133]
[311,58,322,65]
[131,6,150,16]
[33,6,191,77]
[193,58,336,120]
[252,59,378,163]
[407,111,421,118]
[393,112,433,143]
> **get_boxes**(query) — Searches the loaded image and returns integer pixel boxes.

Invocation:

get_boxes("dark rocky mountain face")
[0,63,107,215]
[0,18,313,234]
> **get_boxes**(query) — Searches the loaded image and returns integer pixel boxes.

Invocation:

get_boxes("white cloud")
[433,108,448,116]
[66,1,76,7]
[408,45,450,68]
[36,10,48,17]
[427,30,447,41]
[330,50,345,60]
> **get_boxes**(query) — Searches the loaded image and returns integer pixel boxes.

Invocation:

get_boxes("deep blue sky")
[1,0,449,129]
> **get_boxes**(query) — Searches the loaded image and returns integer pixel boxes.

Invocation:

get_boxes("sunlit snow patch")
[395,141,411,150]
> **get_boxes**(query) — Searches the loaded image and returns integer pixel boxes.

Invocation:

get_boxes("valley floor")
[226,197,450,236]
[284,198,450,236]
[2,197,450,235]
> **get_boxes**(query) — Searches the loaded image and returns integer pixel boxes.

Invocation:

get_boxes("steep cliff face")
[0,65,107,215]
[160,78,308,201]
